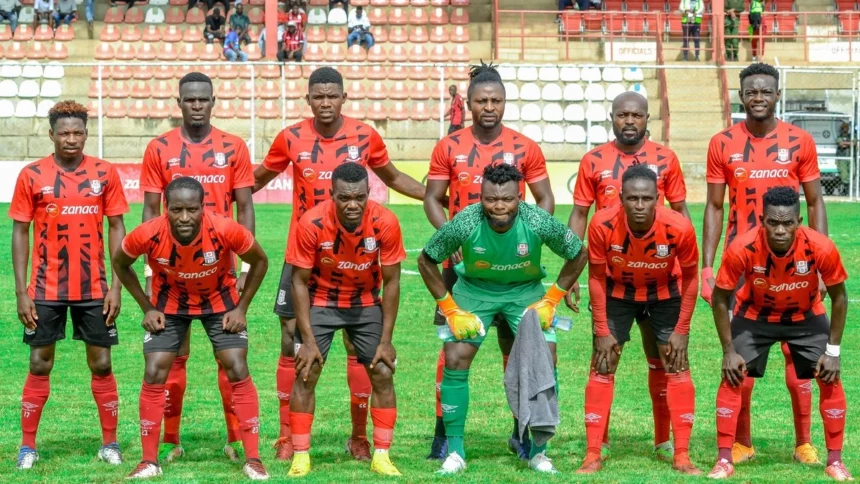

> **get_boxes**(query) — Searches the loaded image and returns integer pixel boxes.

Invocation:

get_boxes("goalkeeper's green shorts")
[446,291,557,346]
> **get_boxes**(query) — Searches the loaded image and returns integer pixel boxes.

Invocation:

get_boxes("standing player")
[701,63,828,465]
[424,62,555,461]
[568,91,689,462]
[707,187,851,481]
[287,164,405,477]
[418,164,588,475]
[139,72,255,463]
[576,165,700,475]
[10,101,128,470]
[253,66,425,461]
[114,177,269,480]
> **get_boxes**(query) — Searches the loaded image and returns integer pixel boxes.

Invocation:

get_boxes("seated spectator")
[190,0,230,14]
[0,0,20,32]
[258,21,287,58]
[347,5,373,50]
[33,0,52,30]
[286,3,306,30]
[205,7,226,44]
[295,0,307,14]
[230,2,251,44]
[223,27,247,61]
[278,21,304,62]
[110,0,137,8]
[52,0,75,30]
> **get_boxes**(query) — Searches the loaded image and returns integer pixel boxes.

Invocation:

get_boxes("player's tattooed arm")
[712,286,746,387]
[12,220,37,330]
[291,266,325,381]
[818,281,848,383]
[372,163,426,201]
[372,263,400,372]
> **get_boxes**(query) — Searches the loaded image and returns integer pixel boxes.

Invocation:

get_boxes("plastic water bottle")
[436,323,486,340]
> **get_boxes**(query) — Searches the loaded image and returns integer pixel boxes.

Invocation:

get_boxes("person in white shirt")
[33,0,52,30]
[347,5,373,49]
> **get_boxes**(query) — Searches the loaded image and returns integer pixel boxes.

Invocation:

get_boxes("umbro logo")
[22,402,38,411]
[716,407,733,417]
[238,331,248,340]
[585,413,602,423]
[277,391,290,400]
[680,413,695,423]
[441,404,458,413]
[353,393,371,399]
[799,381,813,393]
[140,419,156,428]
[103,400,119,410]
[825,409,846,418]
[246,417,260,426]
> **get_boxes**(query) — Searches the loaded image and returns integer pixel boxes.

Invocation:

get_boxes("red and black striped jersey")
[122,211,255,316]
[8,155,129,301]
[287,200,406,309]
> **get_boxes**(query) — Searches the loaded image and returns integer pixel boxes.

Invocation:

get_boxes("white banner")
[604,42,657,63]
[808,42,860,63]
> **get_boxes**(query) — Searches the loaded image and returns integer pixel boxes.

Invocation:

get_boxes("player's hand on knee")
[103,287,122,326]
[721,351,746,387]
[666,332,689,372]
[816,354,841,384]
[222,309,248,333]
[564,282,580,313]
[295,342,324,382]
[370,342,397,373]
[142,309,166,332]
[16,293,38,330]
[592,334,619,374]
[700,267,715,305]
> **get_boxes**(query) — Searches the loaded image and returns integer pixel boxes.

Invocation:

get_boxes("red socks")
[290,412,314,452]
[371,407,397,450]
[715,378,744,453]
[584,371,615,454]
[435,349,445,418]
[818,379,847,462]
[666,370,696,453]
[91,373,119,445]
[217,362,240,443]
[277,356,296,438]
[140,382,166,463]
[647,357,671,446]
[162,355,188,445]
[347,356,371,440]
[782,343,812,447]
[21,373,50,449]
[735,376,755,447]
[230,376,261,460]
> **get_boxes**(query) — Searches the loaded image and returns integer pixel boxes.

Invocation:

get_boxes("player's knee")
[218,354,250,382]
[143,355,173,384]
[28,356,54,376]
[87,353,113,376]
[370,363,394,390]
[443,347,472,371]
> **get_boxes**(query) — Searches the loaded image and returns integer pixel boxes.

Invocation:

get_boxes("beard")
[614,127,645,146]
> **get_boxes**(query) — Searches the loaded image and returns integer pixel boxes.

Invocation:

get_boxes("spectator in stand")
[277,2,288,23]
[85,0,93,38]
[330,0,347,10]
[33,0,53,30]
[836,122,855,194]
[110,0,137,8]
[445,85,464,134]
[52,0,76,31]
[223,27,248,61]
[278,21,304,62]
[0,0,20,33]
[347,5,373,50]
[724,0,743,61]
[679,0,703,61]
[205,7,226,44]
[230,2,252,45]
[258,20,286,58]
[190,0,230,15]
[287,2,306,31]
[749,0,765,62]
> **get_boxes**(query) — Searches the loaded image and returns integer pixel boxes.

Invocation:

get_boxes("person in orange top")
[576,164,700,476]
[10,100,129,471]
[114,177,270,481]
[253,66,425,461]
[701,63,828,465]
[706,187,851,481]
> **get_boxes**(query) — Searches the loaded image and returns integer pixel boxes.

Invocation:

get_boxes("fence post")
[439,65,445,140]
[97,63,103,159]
[281,62,287,129]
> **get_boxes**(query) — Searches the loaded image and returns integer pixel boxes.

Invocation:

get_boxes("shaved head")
[611,91,649,148]
[611,91,648,114]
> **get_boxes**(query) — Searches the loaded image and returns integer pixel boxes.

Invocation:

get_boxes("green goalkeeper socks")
[441,368,470,458]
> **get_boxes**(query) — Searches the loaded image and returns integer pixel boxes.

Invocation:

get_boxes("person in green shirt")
[679,0,704,61]
[230,2,251,45]
[417,163,588,475]
[724,0,744,61]
[749,0,765,61]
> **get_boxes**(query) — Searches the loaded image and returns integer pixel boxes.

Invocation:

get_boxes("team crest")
[347,145,360,161]
[778,148,790,163]
[89,180,103,195]
[503,152,514,165]
[517,243,529,257]
[796,260,809,275]
[656,244,669,258]
[213,152,227,168]
[647,164,659,175]
[365,237,377,252]
[203,251,217,265]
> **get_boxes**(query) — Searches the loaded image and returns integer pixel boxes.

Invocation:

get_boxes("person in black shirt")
[205,8,226,44]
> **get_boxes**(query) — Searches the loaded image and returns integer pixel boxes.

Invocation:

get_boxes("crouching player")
[112,177,270,480]
[417,163,587,474]
[286,163,406,478]
[707,187,851,481]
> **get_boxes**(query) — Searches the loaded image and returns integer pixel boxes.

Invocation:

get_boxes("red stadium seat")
[136,43,157,60]
[130,80,152,99]
[430,25,449,42]
[244,43,262,60]
[389,102,409,121]
[387,65,408,79]
[411,0,429,5]
[387,44,408,61]
[133,65,154,80]
[431,0,449,4]
[14,24,33,41]
[429,44,448,62]
[410,101,431,120]
[175,64,193,80]
[114,42,136,61]
[450,7,469,24]
[367,65,388,79]
[836,0,855,10]
[200,43,221,61]
[151,80,173,99]
[626,0,645,10]
[0,24,12,41]
[451,0,470,5]
[170,102,183,119]
[606,12,624,32]
[301,101,313,119]
[106,100,127,118]
[347,80,367,99]
[169,0,189,5]
[450,25,469,42]
[218,80,239,99]
[327,26,347,42]
[215,63,237,79]
[369,7,387,24]
[258,100,280,119]
[447,65,470,80]
[183,25,204,43]
[343,101,366,119]
[198,63,218,79]
[408,44,430,61]
[88,81,107,99]
[283,64,303,79]
[409,65,431,80]
[391,0,409,5]
[90,65,111,80]
[150,100,171,119]
[367,45,387,61]
[158,43,180,60]
[104,6,125,23]
[625,12,648,34]
[304,44,325,62]
[772,0,794,10]
[260,80,280,99]
[584,11,604,31]
[54,24,74,41]
[451,44,469,61]
[125,7,144,23]
[5,42,24,60]
[45,42,68,60]
[344,64,367,79]
[258,64,279,79]
[121,25,142,42]
[388,8,408,24]
[162,25,183,42]
[178,43,199,61]
[165,6,185,24]
[95,43,115,60]
[347,44,367,61]
[246,7,264,23]
[366,101,388,121]
[154,65,175,80]
[430,7,449,24]
[238,80,254,100]
[409,8,429,24]
[561,12,582,32]
[775,13,798,34]
[666,16,683,35]
[368,81,388,100]
[389,81,409,100]
[603,0,623,10]
[326,44,347,61]
[410,81,431,99]
[371,0,389,5]
[110,80,131,99]
[409,25,429,42]
[282,80,302,98]
[370,25,388,42]
[389,25,408,42]
[33,25,52,41]
[112,65,132,80]
[186,7,206,23]
[840,13,860,33]
[306,26,326,42]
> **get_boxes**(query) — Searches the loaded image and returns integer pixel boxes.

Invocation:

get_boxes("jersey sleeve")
[367,127,391,169]
[261,129,292,173]
[285,216,318,269]
[715,244,745,290]
[676,223,699,267]
[231,140,255,189]
[706,135,726,184]
[798,132,822,183]
[378,210,407,266]
[7,168,34,223]
[427,140,452,181]
[572,156,595,207]
[423,203,481,264]
[220,216,255,256]
[520,202,583,260]
[816,238,848,287]
[587,218,607,264]
[103,164,130,217]
[121,224,150,259]
[522,141,549,184]
[140,140,166,193]
[663,152,688,203]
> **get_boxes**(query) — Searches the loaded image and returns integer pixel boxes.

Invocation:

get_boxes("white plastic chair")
[542,103,563,122]
[520,103,542,122]
[584,83,606,101]
[327,7,347,24]
[538,66,560,82]
[588,124,608,143]
[498,64,517,81]
[519,83,540,101]
[516,66,538,82]
[586,103,607,122]
[563,84,584,102]
[565,125,587,143]
[307,7,327,24]
[21,61,43,79]
[605,83,626,101]
[522,124,543,142]
[0,79,17,97]
[543,125,565,143]
[505,123,519,132]
[36,99,54,117]
[0,99,15,117]
[581,67,602,82]
[0,61,21,78]
[43,61,64,79]
[540,83,562,101]
[17,80,40,98]
[564,104,585,122]
[40,80,61,97]
[145,6,166,23]
[602,67,623,82]
[502,104,520,121]
[629,83,648,99]
[503,82,519,101]
[623,67,644,82]
[15,100,37,118]
[560,66,580,82]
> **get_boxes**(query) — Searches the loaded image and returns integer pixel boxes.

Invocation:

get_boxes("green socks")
[530,441,547,459]
[441,368,470,458]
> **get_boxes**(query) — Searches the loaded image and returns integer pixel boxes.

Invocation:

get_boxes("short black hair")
[332,162,368,186]
[483,163,523,185]
[165,176,205,205]
[178,72,213,94]
[762,186,800,213]
[621,163,657,187]
[467,60,505,100]
[309,66,343,89]
[739,63,779,86]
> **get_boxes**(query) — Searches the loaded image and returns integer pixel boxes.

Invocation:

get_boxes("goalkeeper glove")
[526,283,567,330]
[437,293,485,340]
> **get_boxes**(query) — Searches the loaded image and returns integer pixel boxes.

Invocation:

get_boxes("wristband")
[241,262,251,273]
[826,344,841,357]
[436,293,458,314]
[702,267,714,279]
[544,283,567,305]
[144,265,153,277]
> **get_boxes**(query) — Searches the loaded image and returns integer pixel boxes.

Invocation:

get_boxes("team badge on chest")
[89,179,103,196]
[214,152,227,168]
[203,251,218,265]
[517,243,529,257]
[503,152,514,165]
[656,244,669,258]
[777,149,790,164]
[365,237,377,252]
[347,145,361,161]
[796,260,809,275]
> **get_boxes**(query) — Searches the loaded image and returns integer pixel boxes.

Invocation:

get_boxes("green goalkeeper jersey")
[423,202,583,302]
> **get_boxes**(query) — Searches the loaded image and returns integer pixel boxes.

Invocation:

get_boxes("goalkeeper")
[417,163,588,475]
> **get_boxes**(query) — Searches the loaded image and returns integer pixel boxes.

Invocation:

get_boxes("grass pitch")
[0,203,858,483]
